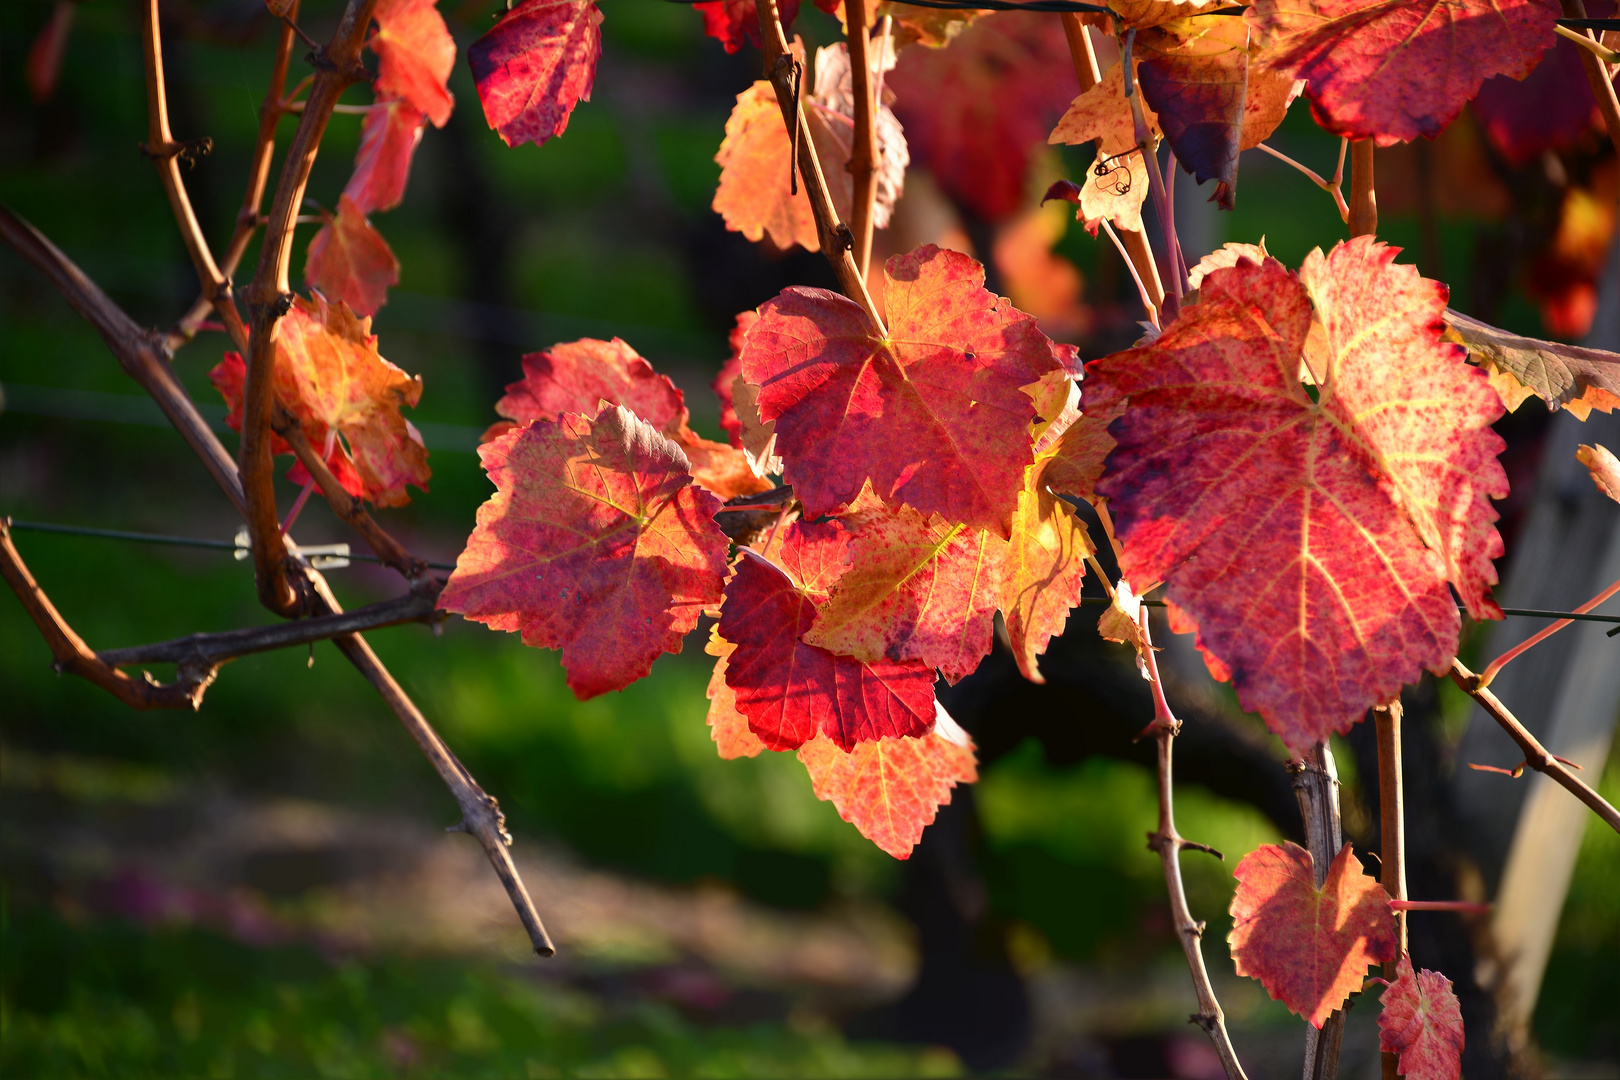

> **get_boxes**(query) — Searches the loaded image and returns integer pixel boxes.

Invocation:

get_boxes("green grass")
[0,906,962,1080]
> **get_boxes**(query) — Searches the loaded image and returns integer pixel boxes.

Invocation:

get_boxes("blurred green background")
[2,1,1615,1076]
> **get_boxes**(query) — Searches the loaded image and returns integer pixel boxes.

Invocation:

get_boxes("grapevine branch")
[1450,659,1620,836]
[97,591,444,671]
[1373,701,1408,1080]
[846,0,880,279]
[171,0,301,348]
[0,214,559,958]
[140,0,250,354]
[241,0,383,617]
[1118,25,1187,308]
[0,521,214,710]
[1136,608,1251,1080]
[1292,741,1347,1080]
[755,0,888,333]
[0,206,247,517]
[1348,140,1376,238]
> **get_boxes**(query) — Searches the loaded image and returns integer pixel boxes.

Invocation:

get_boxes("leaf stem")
[1255,141,1349,223]
[846,0,880,280]
[1059,13,1164,316]
[1136,609,1251,1080]
[275,414,428,581]
[1388,899,1493,914]
[1119,27,1185,310]
[1100,219,1160,328]
[1478,574,1620,686]
[754,0,887,334]
[1450,659,1620,836]
[1556,22,1620,63]
[1374,701,1407,1080]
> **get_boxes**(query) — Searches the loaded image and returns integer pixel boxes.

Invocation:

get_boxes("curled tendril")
[1093,151,1134,197]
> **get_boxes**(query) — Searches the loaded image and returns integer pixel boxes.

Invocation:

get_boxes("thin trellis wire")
[5,519,459,572]
[8,517,1616,630]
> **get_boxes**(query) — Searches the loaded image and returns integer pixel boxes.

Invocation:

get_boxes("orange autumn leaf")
[713,45,907,254]
[1576,443,1620,503]
[271,294,430,507]
[1228,841,1399,1028]
[304,195,400,317]
[370,0,455,128]
[796,710,978,859]
[704,629,767,759]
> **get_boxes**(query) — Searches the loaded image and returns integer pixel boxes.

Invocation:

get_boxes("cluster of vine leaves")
[210,1,1620,1078]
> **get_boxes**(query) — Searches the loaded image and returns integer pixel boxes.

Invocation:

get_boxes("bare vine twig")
[1292,741,1347,1080]
[846,0,880,279]
[0,521,214,710]
[1374,701,1408,1080]
[1451,659,1620,836]
[1136,608,1251,1080]
[1348,139,1377,238]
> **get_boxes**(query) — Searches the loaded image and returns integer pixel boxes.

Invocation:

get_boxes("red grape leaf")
[1135,14,1251,207]
[694,0,799,54]
[804,497,1004,683]
[718,522,936,751]
[208,350,367,499]
[439,406,729,699]
[271,294,430,507]
[1248,0,1559,145]
[304,195,400,317]
[1378,955,1465,1080]
[496,337,688,434]
[888,9,1076,220]
[1577,443,1620,503]
[806,459,1090,684]
[494,336,768,499]
[26,1,74,103]
[1472,37,1595,168]
[370,0,455,128]
[796,712,978,859]
[1228,841,1399,1028]
[469,0,602,149]
[1088,242,1505,748]
[345,98,426,214]
[740,244,1062,536]
[705,629,767,759]
[714,310,758,449]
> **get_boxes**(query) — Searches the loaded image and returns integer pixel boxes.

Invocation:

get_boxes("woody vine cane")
[9,3,1620,1080]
